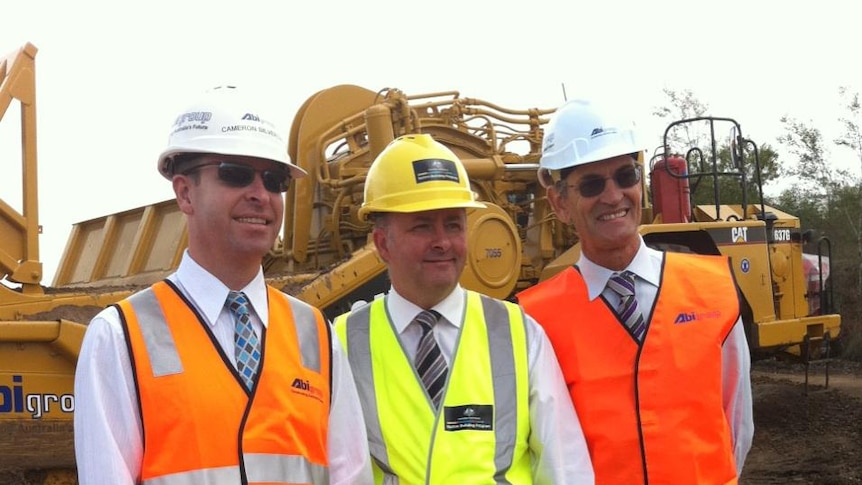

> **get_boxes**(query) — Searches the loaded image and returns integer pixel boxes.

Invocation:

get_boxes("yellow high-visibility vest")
[334,290,532,484]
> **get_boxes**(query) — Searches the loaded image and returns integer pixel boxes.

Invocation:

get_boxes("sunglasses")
[183,161,291,194]
[567,165,641,198]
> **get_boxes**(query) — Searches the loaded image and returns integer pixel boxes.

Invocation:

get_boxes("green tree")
[652,87,709,154]
[777,116,852,194]
[833,87,862,295]
[835,86,862,166]
[652,88,782,210]
[776,112,861,358]
[774,116,847,232]
[828,184,862,359]
[688,143,781,209]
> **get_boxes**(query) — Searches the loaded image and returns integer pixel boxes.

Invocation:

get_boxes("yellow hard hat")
[358,134,485,221]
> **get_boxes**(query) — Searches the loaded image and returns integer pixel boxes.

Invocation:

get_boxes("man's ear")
[372,227,390,263]
[547,187,572,225]
[173,176,194,215]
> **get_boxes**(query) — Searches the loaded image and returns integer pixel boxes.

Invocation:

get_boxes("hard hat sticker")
[413,158,460,184]
[174,111,213,127]
[171,111,213,136]
[220,113,284,141]
[590,126,619,138]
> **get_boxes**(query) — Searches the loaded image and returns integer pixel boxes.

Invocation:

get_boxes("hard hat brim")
[358,198,486,221]
[158,146,308,180]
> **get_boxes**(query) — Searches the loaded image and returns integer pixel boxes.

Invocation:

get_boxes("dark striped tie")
[413,310,448,409]
[607,271,647,341]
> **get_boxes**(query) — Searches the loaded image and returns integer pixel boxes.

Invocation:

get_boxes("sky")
[1,0,860,285]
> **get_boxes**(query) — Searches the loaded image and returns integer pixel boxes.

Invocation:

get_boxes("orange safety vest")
[119,280,331,485]
[518,252,740,485]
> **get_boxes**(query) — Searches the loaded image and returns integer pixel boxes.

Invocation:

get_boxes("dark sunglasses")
[183,161,291,194]
[567,165,641,198]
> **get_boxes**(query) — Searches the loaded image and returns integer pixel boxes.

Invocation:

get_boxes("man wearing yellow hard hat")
[333,133,594,484]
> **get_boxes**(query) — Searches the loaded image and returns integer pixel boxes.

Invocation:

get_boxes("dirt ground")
[1,358,860,484]
[741,358,862,484]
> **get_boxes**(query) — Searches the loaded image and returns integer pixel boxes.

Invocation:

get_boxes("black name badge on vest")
[444,404,494,432]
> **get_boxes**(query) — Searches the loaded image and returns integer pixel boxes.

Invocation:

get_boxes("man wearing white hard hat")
[518,99,754,484]
[74,86,372,484]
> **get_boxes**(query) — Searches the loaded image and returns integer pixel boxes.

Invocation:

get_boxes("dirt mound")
[25,305,105,325]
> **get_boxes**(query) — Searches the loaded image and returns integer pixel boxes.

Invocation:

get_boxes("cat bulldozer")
[0,42,840,482]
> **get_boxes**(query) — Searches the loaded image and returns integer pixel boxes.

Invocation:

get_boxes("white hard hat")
[538,99,641,187]
[157,85,307,179]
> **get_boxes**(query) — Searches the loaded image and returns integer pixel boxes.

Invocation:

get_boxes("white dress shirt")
[576,238,755,474]
[385,285,595,484]
[74,251,373,485]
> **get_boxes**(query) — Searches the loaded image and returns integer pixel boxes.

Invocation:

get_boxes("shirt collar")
[173,250,270,328]
[386,285,465,333]
[576,237,663,300]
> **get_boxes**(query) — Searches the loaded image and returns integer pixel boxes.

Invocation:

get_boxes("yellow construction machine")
[0,43,137,484]
[0,42,840,482]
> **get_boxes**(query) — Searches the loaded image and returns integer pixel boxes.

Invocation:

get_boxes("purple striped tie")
[413,310,448,409]
[607,271,647,341]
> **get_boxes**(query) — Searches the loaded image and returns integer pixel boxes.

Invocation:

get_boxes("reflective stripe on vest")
[127,286,323,377]
[121,281,330,485]
[335,290,531,484]
[144,454,327,485]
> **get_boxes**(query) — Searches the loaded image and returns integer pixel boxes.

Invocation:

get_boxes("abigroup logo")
[291,377,324,402]
[674,310,722,324]
[0,375,74,419]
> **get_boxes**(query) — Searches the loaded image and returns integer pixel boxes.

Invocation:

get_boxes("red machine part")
[802,253,831,315]
[650,155,691,223]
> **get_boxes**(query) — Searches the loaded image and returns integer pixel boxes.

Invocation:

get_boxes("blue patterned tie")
[413,310,448,409]
[607,271,647,341]
[226,291,261,390]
